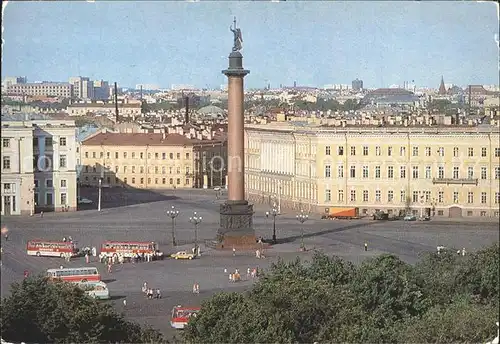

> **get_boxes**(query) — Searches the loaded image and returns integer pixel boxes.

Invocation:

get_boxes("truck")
[321,207,360,220]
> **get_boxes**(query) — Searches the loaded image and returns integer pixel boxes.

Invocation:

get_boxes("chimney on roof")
[185,96,189,124]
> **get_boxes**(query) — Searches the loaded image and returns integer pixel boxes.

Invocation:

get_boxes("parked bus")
[47,267,100,283]
[77,281,110,300]
[170,305,201,329]
[27,240,78,258]
[100,241,160,258]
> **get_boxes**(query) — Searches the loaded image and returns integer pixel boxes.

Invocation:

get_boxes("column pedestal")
[217,200,257,248]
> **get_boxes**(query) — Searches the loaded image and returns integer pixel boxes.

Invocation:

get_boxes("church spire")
[438,76,446,95]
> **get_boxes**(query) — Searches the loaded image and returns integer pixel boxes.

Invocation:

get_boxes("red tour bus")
[27,240,78,258]
[170,305,201,329]
[100,241,158,258]
[47,267,101,283]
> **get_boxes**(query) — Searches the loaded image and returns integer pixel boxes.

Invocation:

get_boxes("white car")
[78,197,93,205]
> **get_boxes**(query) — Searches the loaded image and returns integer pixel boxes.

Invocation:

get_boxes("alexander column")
[218,17,256,247]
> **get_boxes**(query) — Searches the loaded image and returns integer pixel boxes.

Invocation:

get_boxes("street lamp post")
[296,210,309,250]
[166,206,179,246]
[265,207,279,244]
[98,178,102,212]
[189,212,202,254]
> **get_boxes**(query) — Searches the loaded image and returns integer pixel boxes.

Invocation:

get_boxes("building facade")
[6,82,73,98]
[245,123,500,218]
[1,119,78,215]
[66,103,141,117]
[79,133,226,190]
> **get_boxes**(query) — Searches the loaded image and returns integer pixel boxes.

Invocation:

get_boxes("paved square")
[1,188,498,338]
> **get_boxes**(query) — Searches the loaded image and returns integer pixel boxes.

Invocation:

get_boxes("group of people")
[227,267,259,282]
[142,282,161,299]
[436,246,467,256]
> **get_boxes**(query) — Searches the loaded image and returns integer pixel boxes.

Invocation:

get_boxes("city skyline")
[2,1,499,89]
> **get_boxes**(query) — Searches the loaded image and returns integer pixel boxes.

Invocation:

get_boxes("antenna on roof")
[185,96,189,124]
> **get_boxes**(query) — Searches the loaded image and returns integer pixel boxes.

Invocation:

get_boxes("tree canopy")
[1,277,164,343]
[184,244,499,344]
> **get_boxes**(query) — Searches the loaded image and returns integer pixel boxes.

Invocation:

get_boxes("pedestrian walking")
[192,283,199,294]
[148,288,153,299]
[247,268,251,278]
[156,289,161,299]
[123,299,127,307]
[85,253,90,264]
[364,243,368,251]
[40,211,44,218]
[91,247,97,257]
[461,248,466,256]
[24,270,29,278]
[63,237,67,242]
[232,247,236,256]
[229,273,233,282]
[107,263,112,273]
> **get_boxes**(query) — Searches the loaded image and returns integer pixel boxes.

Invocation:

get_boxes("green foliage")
[1,276,165,343]
[184,244,500,344]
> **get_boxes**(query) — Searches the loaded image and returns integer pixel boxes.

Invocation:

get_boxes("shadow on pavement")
[276,221,377,244]
[78,187,179,211]
[106,295,126,301]
[102,279,117,284]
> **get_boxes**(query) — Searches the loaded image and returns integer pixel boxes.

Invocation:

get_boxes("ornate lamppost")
[265,206,279,244]
[166,206,179,246]
[296,210,309,251]
[189,211,202,254]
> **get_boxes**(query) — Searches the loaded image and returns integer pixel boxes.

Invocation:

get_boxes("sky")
[2,1,499,89]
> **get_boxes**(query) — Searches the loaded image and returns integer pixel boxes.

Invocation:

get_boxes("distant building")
[136,84,161,91]
[66,102,141,117]
[69,76,94,100]
[2,76,27,90]
[1,114,78,215]
[6,82,73,98]
[352,78,363,91]
[93,80,110,100]
[363,88,419,106]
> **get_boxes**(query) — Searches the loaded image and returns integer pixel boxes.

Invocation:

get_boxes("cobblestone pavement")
[1,188,498,338]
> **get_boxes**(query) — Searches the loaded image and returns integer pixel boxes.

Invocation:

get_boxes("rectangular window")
[495,148,500,157]
[362,166,369,178]
[162,166,166,174]
[33,137,38,147]
[185,178,190,185]
[467,167,474,179]
[453,192,459,203]
[176,178,181,185]
[46,193,53,205]
[363,190,369,202]
[363,146,368,156]
[155,166,159,174]
[481,192,487,204]
[375,146,381,156]
[46,179,53,188]
[92,152,96,158]
[162,178,166,184]
[400,190,406,203]
[59,155,67,168]
[375,166,380,179]
[375,190,381,202]
[61,193,67,205]
[45,137,52,147]
[177,153,181,159]
[350,146,356,156]
[388,146,393,156]
[400,166,406,179]
[338,190,344,202]
[495,192,500,204]
[438,191,444,203]
[412,166,419,179]
[60,180,67,188]
[2,138,10,148]
[2,156,11,170]
[481,147,487,157]
[115,152,119,159]
[337,165,344,178]
[495,167,500,180]
[350,166,356,178]
[140,178,144,184]
[324,165,331,178]
[155,153,159,159]
[388,166,394,179]
[412,191,419,203]
[325,189,331,202]
[438,147,444,157]
[186,152,190,159]
[59,137,66,146]
[132,166,136,173]
[468,147,474,157]
[169,153,174,159]
[400,146,406,157]
[350,190,356,202]
[12,196,16,212]
[453,167,459,179]
[107,152,110,159]
[412,146,418,156]
[140,152,144,159]
[162,153,166,160]
[132,152,135,158]
[100,152,104,158]
[338,146,344,155]
[425,147,431,156]
[467,192,474,204]
[388,190,394,202]
[325,146,331,156]
[425,166,431,179]
[453,147,459,157]
[438,166,444,179]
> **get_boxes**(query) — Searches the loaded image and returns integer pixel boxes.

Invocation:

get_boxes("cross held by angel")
[230,17,243,52]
